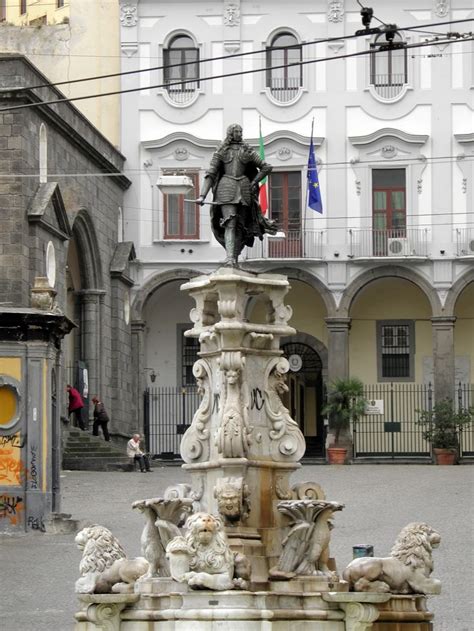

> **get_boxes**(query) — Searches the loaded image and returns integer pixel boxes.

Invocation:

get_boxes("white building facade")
[120,0,474,457]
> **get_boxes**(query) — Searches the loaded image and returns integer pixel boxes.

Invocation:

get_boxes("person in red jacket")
[67,384,85,431]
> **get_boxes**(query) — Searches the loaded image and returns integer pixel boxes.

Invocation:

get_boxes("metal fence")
[353,383,433,459]
[144,387,200,458]
[144,383,474,460]
[457,383,474,457]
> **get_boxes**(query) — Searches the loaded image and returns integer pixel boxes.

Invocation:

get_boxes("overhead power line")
[2,18,472,95]
[0,154,471,179]
[1,34,473,113]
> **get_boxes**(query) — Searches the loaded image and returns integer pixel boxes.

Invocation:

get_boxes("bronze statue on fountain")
[197,123,277,266]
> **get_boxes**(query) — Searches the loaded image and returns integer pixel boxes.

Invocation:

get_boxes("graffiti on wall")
[0,432,26,486]
[0,494,24,526]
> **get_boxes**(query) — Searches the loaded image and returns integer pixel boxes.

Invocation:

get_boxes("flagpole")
[303,117,315,258]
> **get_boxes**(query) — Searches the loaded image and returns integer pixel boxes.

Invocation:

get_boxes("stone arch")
[444,270,474,315]
[261,266,337,315]
[71,209,103,290]
[340,266,441,317]
[131,267,202,321]
[281,331,328,379]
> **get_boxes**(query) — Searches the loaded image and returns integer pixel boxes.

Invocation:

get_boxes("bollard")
[352,544,374,559]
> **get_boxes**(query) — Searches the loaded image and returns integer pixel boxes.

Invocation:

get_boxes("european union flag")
[307,137,323,213]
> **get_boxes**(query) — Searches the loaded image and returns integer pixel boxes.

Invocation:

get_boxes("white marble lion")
[75,525,149,594]
[166,512,249,590]
[343,522,441,595]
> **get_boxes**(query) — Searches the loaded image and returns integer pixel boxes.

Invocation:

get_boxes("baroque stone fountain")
[74,127,441,631]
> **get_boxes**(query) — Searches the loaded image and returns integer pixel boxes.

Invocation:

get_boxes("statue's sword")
[184,198,219,206]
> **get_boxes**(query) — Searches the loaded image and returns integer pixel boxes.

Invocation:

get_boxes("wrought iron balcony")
[370,73,406,99]
[165,81,199,104]
[245,229,324,260]
[349,228,429,258]
[268,76,301,103]
[455,228,474,256]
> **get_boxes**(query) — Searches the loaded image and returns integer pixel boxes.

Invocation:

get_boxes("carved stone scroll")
[264,357,306,461]
[180,359,212,463]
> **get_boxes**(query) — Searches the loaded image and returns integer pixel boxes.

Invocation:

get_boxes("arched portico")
[444,270,474,315]
[340,265,442,318]
[261,266,337,316]
[131,267,201,321]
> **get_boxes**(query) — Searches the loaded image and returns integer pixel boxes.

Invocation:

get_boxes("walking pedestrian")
[126,434,151,472]
[67,384,85,431]
[91,396,110,441]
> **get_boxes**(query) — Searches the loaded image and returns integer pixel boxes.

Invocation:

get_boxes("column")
[78,290,105,402]
[131,319,146,430]
[431,316,456,402]
[325,317,351,382]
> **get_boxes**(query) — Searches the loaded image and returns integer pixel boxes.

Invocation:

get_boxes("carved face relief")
[217,487,241,519]
[225,369,240,385]
[224,3,240,26]
[120,4,138,27]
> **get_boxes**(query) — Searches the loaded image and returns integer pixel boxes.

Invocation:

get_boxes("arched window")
[266,32,302,103]
[370,33,407,99]
[39,123,47,183]
[163,34,199,104]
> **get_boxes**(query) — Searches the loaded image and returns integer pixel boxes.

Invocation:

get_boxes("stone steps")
[62,428,134,471]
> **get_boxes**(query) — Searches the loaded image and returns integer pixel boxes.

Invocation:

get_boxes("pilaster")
[325,317,351,381]
[431,316,456,401]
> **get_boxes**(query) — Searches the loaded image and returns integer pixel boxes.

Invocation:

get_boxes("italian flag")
[258,118,268,215]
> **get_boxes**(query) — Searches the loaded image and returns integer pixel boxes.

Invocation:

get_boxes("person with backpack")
[91,396,110,441]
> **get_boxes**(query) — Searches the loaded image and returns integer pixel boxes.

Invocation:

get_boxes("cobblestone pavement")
[0,464,472,630]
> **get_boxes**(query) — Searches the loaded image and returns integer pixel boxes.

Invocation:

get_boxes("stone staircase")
[62,429,134,471]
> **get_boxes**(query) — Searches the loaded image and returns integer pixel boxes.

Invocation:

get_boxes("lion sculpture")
[166,512,250,590]
[343,522,441,595]
[75,525,149,594]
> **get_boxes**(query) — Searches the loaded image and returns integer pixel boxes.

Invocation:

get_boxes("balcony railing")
[349,228,429,258]
[268,76,301,103]
[245,230,324,260]
[165,81,199,104]
[370,73,406,99]
[455,228,474,256]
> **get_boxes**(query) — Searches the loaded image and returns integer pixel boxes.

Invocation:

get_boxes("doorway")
[281,342,325,456]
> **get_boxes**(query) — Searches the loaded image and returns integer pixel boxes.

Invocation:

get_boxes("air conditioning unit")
[387,237,411,256]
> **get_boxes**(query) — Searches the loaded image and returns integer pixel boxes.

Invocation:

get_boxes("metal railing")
[246,229,324,260]
[165,81,199,104]
[370,73,406,99]
[455,228,474,256]
[144,386,200,458]
[353,383,433,459]
[268,76,301,102]
[349,228,429,258]
[457,382,474,457]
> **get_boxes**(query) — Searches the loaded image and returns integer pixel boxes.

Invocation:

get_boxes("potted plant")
[322,377,367,464]
[416,398,472,465]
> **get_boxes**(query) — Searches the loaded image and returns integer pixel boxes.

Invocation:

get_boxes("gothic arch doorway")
[281,340,325,457]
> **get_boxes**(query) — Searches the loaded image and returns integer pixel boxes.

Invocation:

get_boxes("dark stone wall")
[0,55,135,439]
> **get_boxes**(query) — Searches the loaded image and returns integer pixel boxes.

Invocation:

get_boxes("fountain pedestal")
[74,269,438,631]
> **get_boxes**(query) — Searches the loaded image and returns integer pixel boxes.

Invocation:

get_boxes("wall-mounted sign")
[365,399,384,415]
